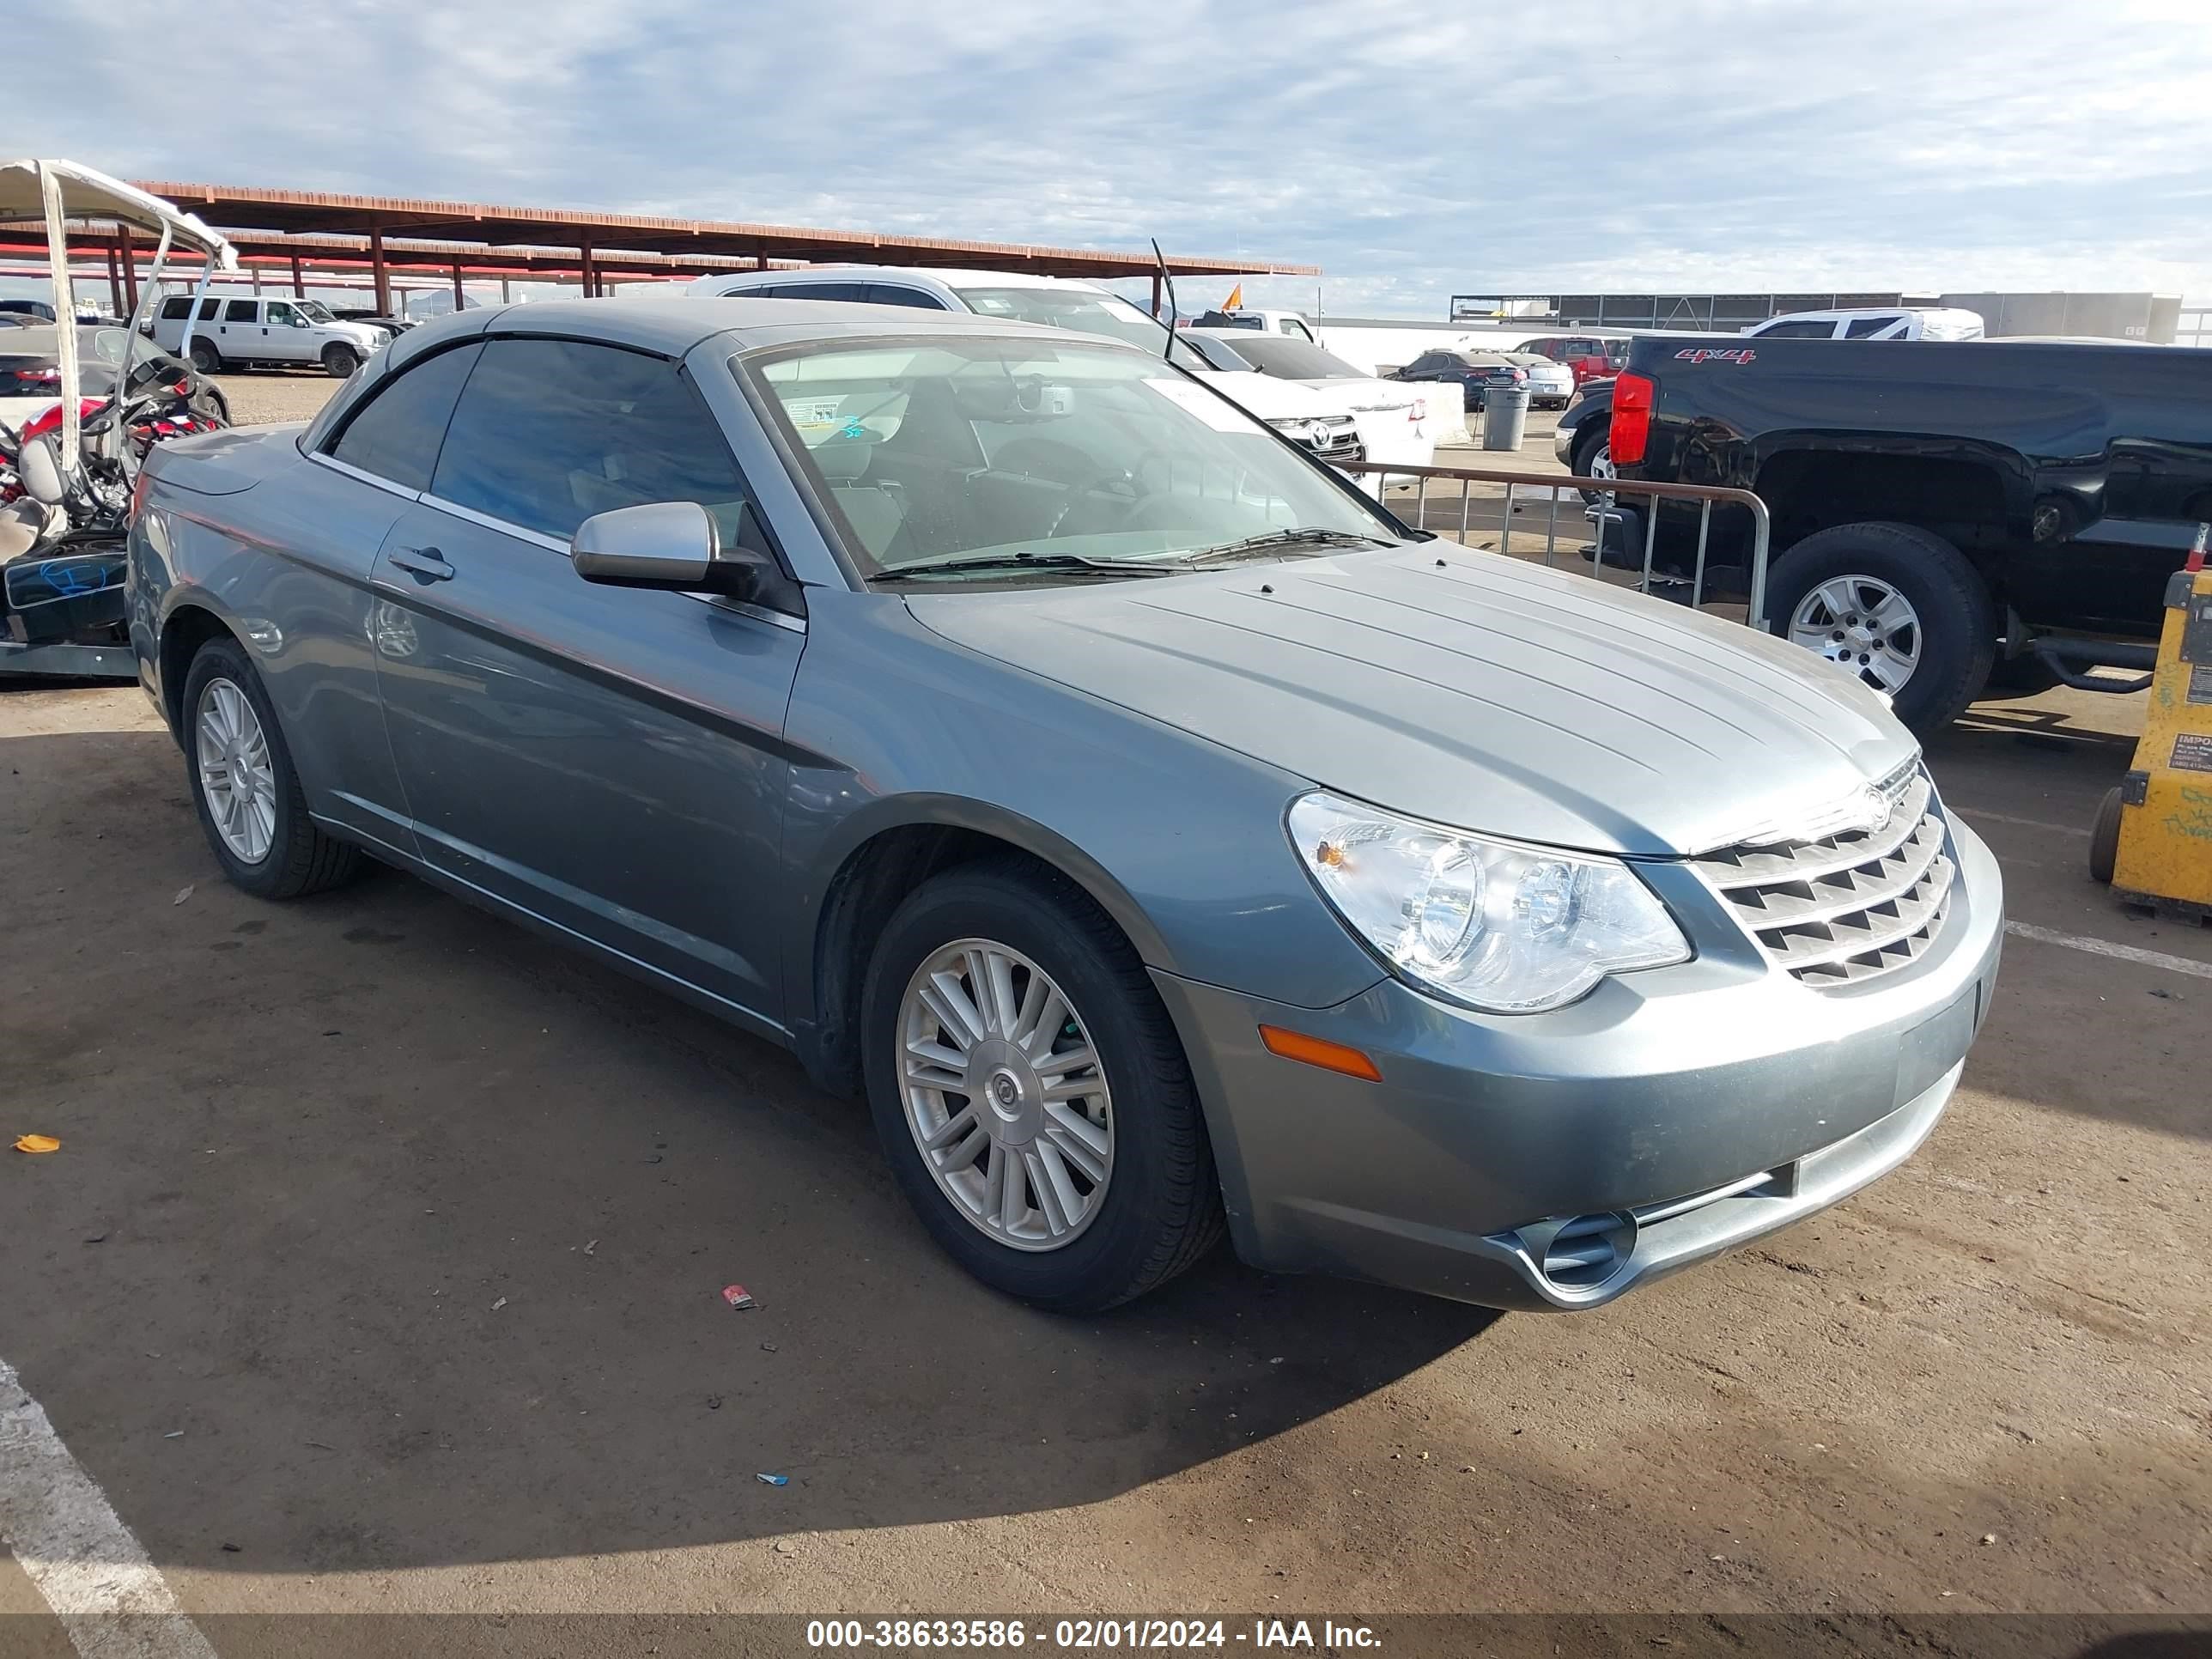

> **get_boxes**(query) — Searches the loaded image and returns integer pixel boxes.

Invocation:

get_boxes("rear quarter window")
[325,342,484,492]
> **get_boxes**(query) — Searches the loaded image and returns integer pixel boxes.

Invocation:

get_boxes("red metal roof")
[130,181,1316,281]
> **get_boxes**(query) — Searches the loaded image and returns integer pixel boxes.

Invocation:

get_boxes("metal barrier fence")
[1338,460,1774,628]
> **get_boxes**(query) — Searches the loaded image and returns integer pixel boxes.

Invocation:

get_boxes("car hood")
[1188,370,1335,419]
[906,546,1916,857]
[1292,377,1422,412]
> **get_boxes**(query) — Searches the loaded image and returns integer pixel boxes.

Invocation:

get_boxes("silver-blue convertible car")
[128,299,2002,1312]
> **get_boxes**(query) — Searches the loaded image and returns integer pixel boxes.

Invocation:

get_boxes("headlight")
[1286,792,1690,1012]
[1266,416,1319,444]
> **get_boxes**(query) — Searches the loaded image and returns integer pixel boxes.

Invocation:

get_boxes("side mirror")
[571,499,775,600]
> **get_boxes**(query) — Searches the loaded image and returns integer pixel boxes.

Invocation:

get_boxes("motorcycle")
[0,158,237,678]
[1,375,228,655]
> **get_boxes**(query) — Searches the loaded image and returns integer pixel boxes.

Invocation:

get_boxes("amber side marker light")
[1258,1024,1383,1082]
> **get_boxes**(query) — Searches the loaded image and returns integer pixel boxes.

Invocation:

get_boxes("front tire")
[322,343,362,379]
[1765,521,1996,734]
[860,860,1223,1312]
[182,637,363,899]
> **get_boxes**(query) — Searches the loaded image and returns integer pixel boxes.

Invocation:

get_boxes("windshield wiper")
[868,550,1177,583]
[1178,527,1394,565]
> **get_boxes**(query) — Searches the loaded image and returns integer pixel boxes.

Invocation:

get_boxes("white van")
[150,293,390,377]
[1740,307,1986,342]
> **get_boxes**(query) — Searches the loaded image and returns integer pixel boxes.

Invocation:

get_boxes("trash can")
[1483,385,1531,451]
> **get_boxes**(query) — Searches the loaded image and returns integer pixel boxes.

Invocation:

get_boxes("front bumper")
[1152,818,2003,1310]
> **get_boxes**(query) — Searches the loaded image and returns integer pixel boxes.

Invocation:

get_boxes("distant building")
[1449,291,2185,344]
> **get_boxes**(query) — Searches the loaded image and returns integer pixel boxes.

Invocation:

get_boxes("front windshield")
[295,300,336,323]
[1215,334,1364,380]
[744,336,1402,582]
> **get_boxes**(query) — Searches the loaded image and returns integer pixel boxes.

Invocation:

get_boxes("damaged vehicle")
[131,299,2002,1313]
[2,158,235,678]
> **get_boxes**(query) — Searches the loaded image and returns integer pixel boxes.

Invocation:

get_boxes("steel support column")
[290,253,304,298]
[370,228,391,315]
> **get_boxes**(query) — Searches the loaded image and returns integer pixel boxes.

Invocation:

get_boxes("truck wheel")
[321,343,362,379]
[860,858,1223,1312]
[1571,428,1614,506]
[1766,522,1996,733]
[2088,787,2123,885]
[188,338,223,374]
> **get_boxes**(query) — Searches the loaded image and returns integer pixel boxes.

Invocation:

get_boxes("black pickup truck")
[1607,335,2212,731]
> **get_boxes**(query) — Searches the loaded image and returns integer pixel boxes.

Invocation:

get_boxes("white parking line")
[2005,921,2212,980]
[1956,807,2091,837]
[0,1356,216,1659]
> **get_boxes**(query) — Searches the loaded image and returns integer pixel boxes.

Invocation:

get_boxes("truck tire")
[187,338,223,374]
[1765,522,1996,734]
[1571,427,1614,506]
[322,343,362,379]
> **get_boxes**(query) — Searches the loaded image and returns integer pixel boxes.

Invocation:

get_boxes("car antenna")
[1150,239,1177,360]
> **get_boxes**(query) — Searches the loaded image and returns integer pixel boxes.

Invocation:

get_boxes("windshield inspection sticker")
[1143,377,1262,434]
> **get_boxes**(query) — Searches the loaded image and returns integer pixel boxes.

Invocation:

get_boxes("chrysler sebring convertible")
[127,299,2002,1313]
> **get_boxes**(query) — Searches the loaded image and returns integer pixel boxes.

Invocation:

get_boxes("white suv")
[150,294,389,377]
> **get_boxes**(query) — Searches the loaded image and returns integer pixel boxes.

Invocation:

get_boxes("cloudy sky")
[11,0,2212,317]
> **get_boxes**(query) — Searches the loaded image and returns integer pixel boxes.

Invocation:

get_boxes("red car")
[1512,335,1627,388]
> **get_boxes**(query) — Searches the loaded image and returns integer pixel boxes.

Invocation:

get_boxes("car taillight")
[10,367,61,384]
[1610,371,1655,465]
[1409,398,1426,422]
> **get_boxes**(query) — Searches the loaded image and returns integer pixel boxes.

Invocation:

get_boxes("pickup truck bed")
[1611,334,2212,730]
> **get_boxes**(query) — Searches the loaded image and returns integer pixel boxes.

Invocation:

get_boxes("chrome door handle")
[388,546,454,582]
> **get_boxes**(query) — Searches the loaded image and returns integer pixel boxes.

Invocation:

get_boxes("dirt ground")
[1,391,2206,1653]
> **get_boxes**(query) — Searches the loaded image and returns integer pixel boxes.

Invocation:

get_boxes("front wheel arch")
[801,809,1169,1100]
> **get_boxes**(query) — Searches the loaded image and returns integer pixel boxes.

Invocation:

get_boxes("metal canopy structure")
[118,180,1315,313]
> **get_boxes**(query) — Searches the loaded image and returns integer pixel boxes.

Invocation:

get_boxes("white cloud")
[7,0,2209,318]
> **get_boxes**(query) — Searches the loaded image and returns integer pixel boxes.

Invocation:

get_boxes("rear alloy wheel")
[1786,574,1923,698]
[862,860,1222,1311]
[188,338,222,374]
[321,342,362,379]
[181,637,364,899]
[1765,522,1995,733]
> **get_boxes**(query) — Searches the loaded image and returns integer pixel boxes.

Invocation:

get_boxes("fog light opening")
[1532,1211,1638,1291]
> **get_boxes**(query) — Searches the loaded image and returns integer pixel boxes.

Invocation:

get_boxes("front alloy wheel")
[1788,574,1923,696]
[899,939,1114,1249]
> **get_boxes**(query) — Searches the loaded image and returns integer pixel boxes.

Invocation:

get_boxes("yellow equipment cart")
[2091,526,2212,916]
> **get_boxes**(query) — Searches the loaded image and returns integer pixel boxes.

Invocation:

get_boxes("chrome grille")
[1692,763,1954,988]
[1291,416,1364,465]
